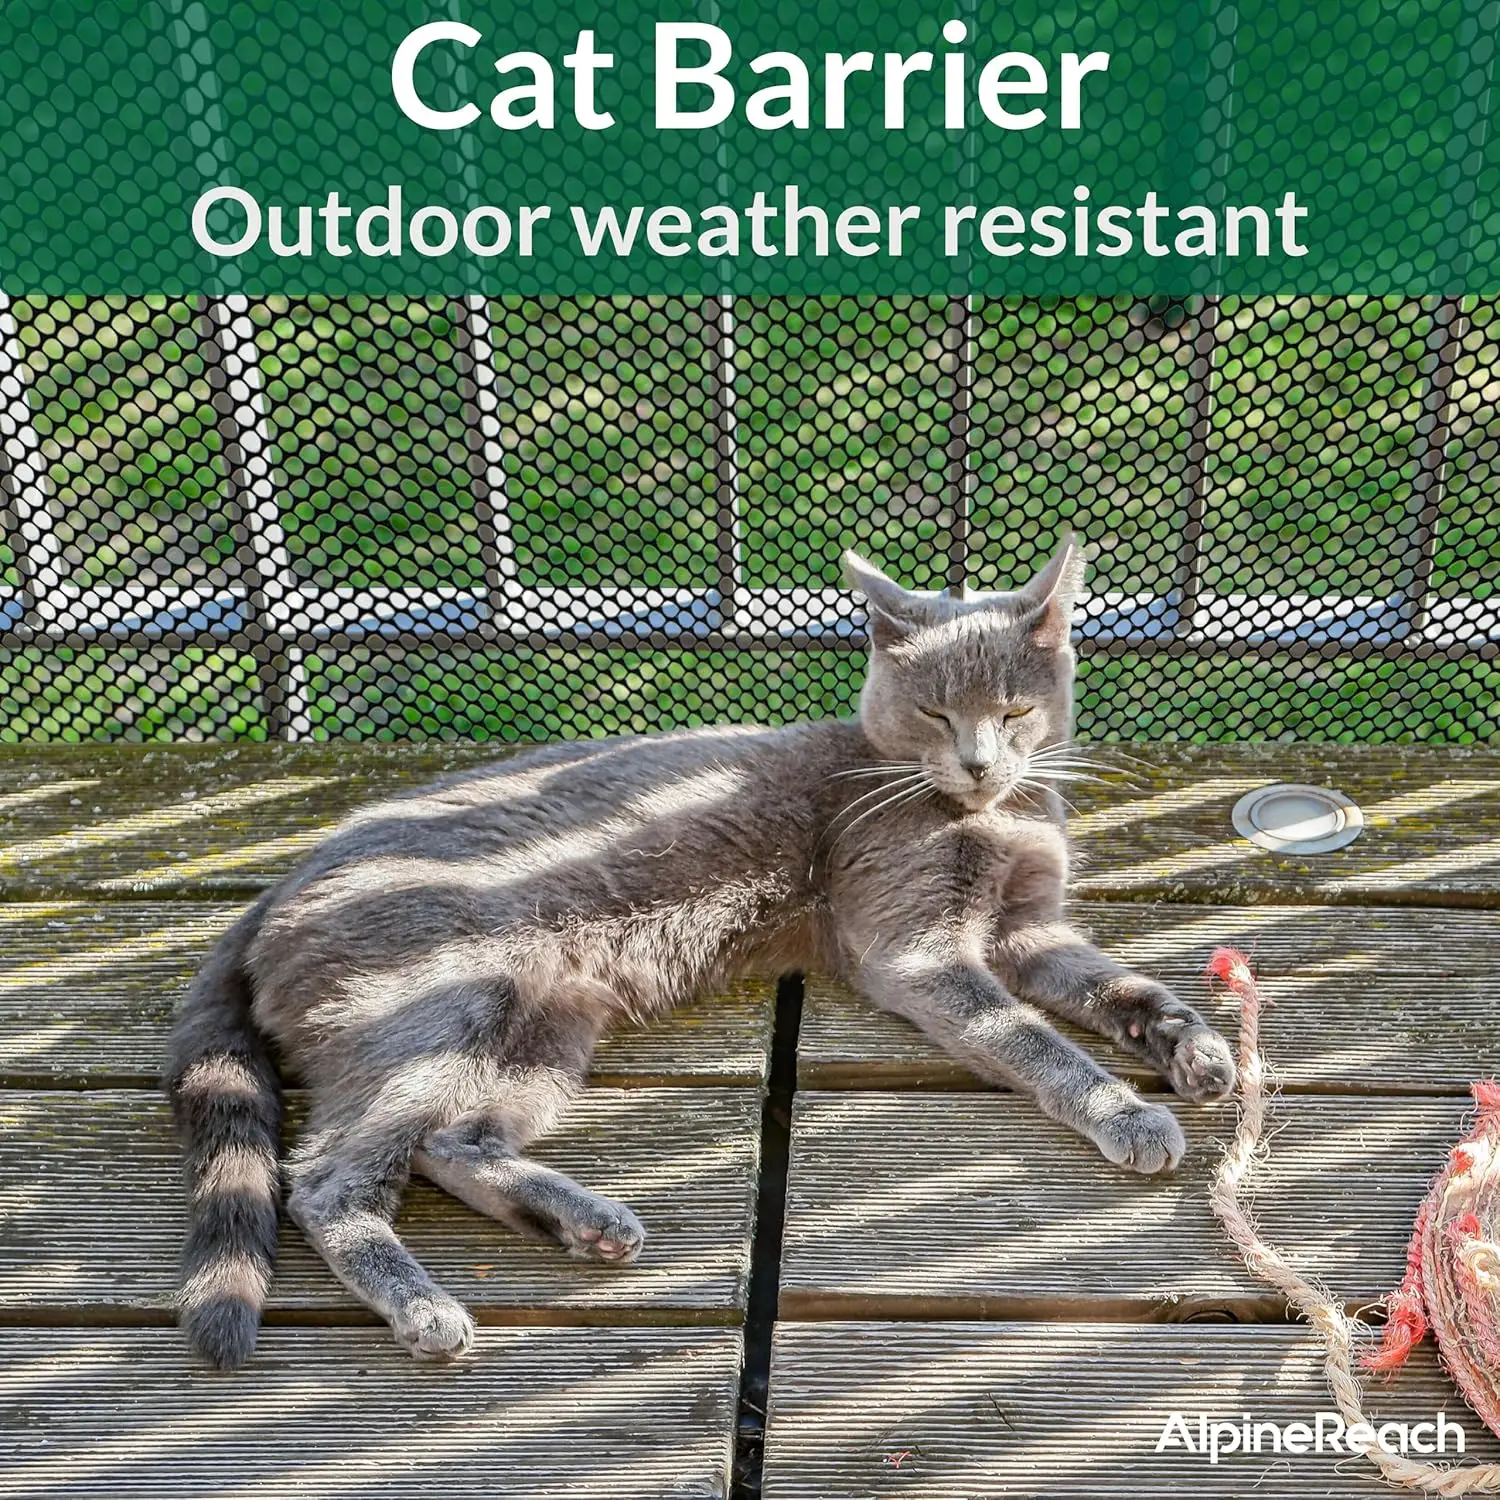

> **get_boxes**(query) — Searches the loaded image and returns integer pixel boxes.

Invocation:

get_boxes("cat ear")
[1012,532,1086,650]
[842,550,930,648]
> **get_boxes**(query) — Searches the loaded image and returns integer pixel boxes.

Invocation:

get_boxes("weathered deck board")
[5,739,1495,1500]
[0,1325,740,1499]
[1066,743,1500,906]
[0,1087,760,1319]
[5,743,1500,903]
[0,902,774,1087]
[780,1092,1460,1319]
[0,743,502,897]
[799,902,1500,1094]
[761,1322,1500,1499]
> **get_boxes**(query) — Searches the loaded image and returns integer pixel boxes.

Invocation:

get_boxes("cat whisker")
[834,780,924,828]
[1029,742,1122,765]
[825,763,925,782]
[1028,750,1119,773]
[1052,745,1156,775]
[1027,753,1144,788]
[820,773,930,842]
[1020,780,1080,816]
[1022,766,1112,785]
[1087,745,1155,766]
[828,779,935,855]
[1026,764,1097,774]
[822,768,924,780]
[1014,777,1082,817]
[1025,762,1114,777]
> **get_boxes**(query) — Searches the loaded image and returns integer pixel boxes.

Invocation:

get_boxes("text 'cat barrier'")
[0,294,1495,743]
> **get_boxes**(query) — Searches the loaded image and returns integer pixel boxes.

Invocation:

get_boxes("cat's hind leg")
[998,923,1236,1104]
[414,1111,646,1264]
[411,987,645,1262]
[286,1122,477,1362]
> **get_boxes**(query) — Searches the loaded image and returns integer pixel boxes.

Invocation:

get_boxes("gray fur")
[165,534,1235,1366]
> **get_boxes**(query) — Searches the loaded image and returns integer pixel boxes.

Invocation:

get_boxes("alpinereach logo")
[1156,1412,1467,1465]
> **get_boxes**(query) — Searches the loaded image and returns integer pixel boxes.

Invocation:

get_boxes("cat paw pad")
[1169,1028,1237,1103]
[559,1196,646,1264]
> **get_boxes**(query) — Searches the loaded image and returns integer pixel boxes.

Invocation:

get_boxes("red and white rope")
[1206,946,1500,1495]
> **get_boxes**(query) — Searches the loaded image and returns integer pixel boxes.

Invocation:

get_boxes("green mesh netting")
[0,294,1495,744]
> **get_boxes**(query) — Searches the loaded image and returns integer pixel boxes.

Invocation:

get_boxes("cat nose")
[961,759,992,782]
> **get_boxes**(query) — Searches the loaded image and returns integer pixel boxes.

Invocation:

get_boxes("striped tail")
[162,900,282,1369]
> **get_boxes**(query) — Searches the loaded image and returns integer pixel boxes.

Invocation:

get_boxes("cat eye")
[1004,706,1034,722]
[917,706,949,722]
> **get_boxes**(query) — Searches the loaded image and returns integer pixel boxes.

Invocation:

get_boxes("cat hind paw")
[557,1194,647,1264]
[393,1294,477,1363]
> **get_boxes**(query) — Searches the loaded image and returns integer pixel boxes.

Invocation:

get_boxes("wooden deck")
[1,742,1498,1497]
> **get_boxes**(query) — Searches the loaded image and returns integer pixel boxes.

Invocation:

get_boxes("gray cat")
[165,534,1235,1368]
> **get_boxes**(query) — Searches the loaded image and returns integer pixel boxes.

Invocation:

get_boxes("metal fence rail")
[1,293,1496,743]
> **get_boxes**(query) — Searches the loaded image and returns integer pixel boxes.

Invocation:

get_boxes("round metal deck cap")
[1231,783,1364,854]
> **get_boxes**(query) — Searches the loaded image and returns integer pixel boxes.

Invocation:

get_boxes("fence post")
[945,295,976,599]
[1174,294,1222,635]
[1400,296,1468,640]
[0,295,61,642]
[454,295,516,629]
[198,297,310,739]
[706,294,742,633]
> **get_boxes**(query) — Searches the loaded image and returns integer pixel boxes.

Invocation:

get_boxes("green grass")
[252,297,486,590]
[1080,654,1500,743]
[0,649,267,742]
[297,648,865,741]
[490,297,721,588]
[736,297,956,590]
[10,298,232,596]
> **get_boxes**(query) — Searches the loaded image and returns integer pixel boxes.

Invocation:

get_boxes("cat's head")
[843,534,1084,812]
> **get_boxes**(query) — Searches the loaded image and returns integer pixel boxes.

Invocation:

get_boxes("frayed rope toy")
[1206,945,1500,1495]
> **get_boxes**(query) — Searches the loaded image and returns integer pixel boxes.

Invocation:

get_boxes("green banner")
[1,0,1495,293]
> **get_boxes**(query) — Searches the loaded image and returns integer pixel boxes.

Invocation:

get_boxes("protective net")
[0,294,1494,743]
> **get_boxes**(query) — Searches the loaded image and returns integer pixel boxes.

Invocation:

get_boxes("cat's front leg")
[998,924,1236,1104]
[853,945,1186,1175]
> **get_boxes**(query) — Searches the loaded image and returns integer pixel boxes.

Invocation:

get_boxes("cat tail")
[163,895,282,1370]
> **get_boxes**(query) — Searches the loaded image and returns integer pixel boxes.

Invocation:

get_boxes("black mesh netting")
[0,294,1495,744]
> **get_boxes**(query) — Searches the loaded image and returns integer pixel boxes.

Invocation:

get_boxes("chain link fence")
[0,294,1495,744]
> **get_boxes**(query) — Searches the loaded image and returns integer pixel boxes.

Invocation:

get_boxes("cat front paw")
[1168,1028,1237,1104]
[1090,1097,1185,1175]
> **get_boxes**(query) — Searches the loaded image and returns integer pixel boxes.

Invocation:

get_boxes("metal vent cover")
[1232,784,1365,854]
